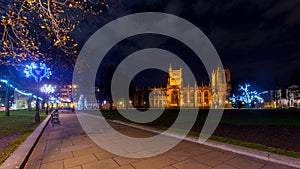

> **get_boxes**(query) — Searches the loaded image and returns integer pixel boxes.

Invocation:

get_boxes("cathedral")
[133,65,232,108]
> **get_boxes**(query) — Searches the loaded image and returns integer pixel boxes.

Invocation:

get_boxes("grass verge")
[209,135,300,158]
[0,110,47,165]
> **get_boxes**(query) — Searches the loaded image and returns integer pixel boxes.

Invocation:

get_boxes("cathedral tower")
[168,64,183,87]
[167,65,183,107]
[211,65,231,108]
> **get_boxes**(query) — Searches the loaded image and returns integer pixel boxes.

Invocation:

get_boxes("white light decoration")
[40,84,55,115]
[40,84,55,95]
[24,62,52,82]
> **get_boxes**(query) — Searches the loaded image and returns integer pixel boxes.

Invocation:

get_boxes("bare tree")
[0,0,112,64]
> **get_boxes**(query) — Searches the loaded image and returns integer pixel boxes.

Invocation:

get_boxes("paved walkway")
[25,111,297,169]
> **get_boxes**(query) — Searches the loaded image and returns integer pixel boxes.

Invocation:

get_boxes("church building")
[133,64,231,108]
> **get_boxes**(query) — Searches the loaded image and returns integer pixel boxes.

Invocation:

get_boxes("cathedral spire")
[169,64,172,72]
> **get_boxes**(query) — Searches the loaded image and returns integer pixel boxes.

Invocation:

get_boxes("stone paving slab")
[22,111,299,169]
[193,151,236,167]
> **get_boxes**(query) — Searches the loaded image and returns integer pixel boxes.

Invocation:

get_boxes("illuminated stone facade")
[269,85,300,108]
[133,65,231,108]
[59,84,78,103]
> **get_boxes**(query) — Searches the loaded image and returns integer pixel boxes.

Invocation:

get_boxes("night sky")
[73,0,300,91]
[2,0,300,92]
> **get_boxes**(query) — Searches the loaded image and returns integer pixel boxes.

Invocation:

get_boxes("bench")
[51,110,60,124]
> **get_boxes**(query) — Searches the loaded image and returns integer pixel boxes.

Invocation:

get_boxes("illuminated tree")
[0,0,113,64]
[230,84,268,108]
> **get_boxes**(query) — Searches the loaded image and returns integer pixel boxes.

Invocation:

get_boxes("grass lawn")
[80,109,300,158]
[84,108,300,126]
[219,109,300,126]
[0,110,47,164]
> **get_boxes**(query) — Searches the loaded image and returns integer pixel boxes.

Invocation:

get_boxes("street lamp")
[40,84,55,115]
[24,62,52,122]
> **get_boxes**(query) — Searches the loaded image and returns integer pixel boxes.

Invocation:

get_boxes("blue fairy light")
[230,84,268,106]
[24,62,52,82]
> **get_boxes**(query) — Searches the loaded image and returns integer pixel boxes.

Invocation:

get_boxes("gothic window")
[198,91,201,102]
[183,92,187,99]
[190,91,194,100]
[171,91,179,104]
[204,91,209,104]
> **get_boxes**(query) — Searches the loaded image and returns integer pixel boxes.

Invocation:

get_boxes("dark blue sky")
[74,0,300,90]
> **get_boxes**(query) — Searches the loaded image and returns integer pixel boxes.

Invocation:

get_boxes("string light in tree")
[230,84,268,108]
[0,79,42,100]
[0,0,115,65]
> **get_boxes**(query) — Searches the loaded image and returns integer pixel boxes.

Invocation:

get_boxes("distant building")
[270,85,300,108]
[133,64,231,108]
[11,93,28,109]
[57,84,78,109]
[58,84,78,102]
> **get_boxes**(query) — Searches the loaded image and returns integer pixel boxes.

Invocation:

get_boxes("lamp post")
[49,96,57,110]
[24,62,52,122]
[5,81,9,116]
[40,84,55,115]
